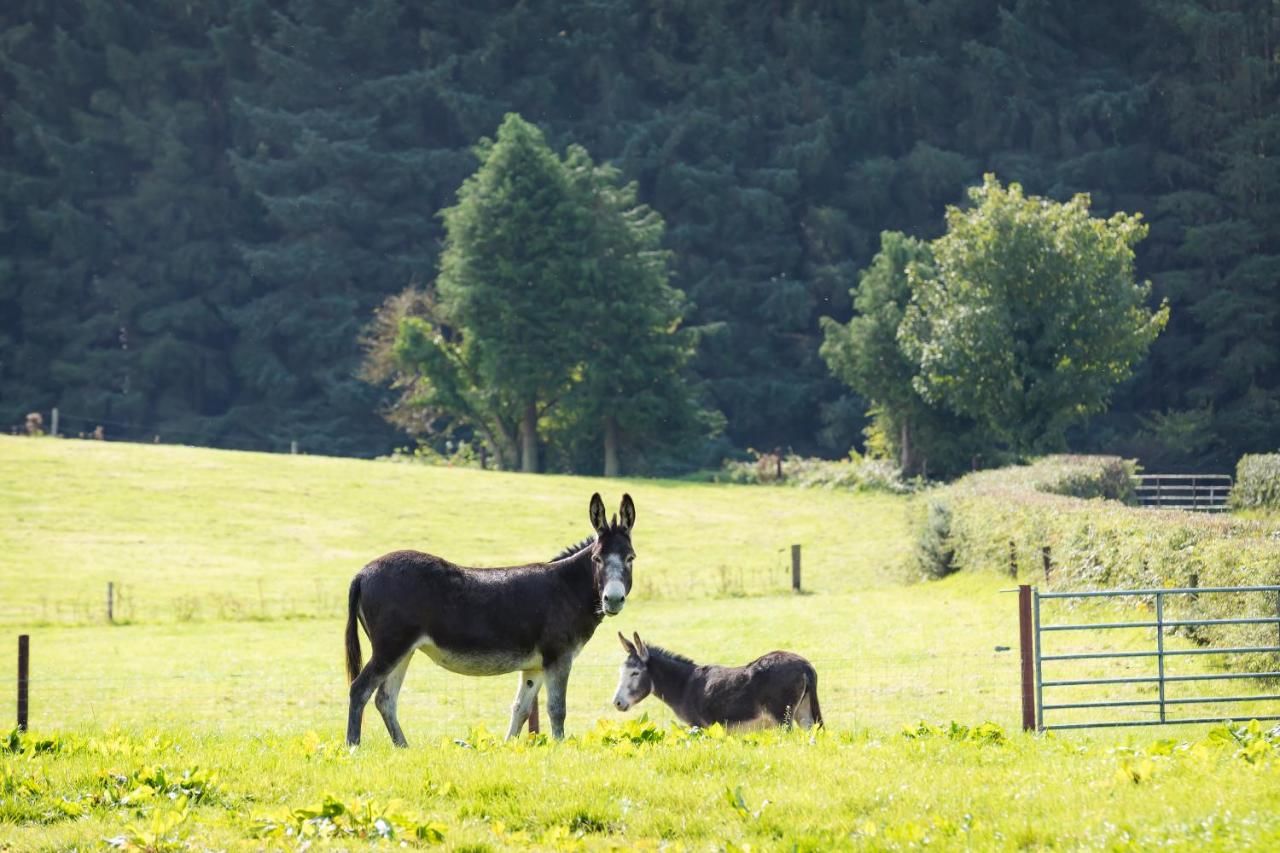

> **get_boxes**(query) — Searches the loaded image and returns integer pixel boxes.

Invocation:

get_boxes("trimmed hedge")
[1232,454,1280,509]
[915,455,1280,668]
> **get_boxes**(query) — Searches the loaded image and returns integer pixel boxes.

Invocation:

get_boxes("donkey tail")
[345,575,363,685]
[806,665,824,729]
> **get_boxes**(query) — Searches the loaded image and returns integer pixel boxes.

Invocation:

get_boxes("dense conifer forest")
[2,1,1276,470]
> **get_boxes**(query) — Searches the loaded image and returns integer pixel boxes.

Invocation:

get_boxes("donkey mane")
[647,645,696,668]
[551,535,596,562]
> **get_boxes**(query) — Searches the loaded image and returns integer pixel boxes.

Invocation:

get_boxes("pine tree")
[432,114,598,472]
[550,144,720,476]
[226,0,442,454]
[1130,0,1280,464]
[0,0,246,441]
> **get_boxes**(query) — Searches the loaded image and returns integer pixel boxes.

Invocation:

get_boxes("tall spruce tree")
[0,0,246,441]
[225,0,444,455]
[433,114,596,472]
[370,116,719,475]
[549,145,719,476]
[1129,0,1280,464]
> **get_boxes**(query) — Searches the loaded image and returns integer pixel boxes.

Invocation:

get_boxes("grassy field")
[5,435,1280,849]
[0,436,910,624]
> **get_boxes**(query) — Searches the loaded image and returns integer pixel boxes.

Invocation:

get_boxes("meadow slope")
[0,436,910,624]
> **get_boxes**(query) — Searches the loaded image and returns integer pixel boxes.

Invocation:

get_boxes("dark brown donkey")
[345,493,636,746]
[612,633,822,731]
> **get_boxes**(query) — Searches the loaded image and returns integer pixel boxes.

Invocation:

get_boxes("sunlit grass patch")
[6,722,1280,849]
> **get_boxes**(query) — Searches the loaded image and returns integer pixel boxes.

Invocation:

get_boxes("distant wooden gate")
[1133,474,1232,512]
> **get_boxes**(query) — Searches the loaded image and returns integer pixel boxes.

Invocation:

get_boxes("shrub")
[914,499,957,579]
[719,450,912,494]
[380,439,487,469]
[1232,454,1280,509]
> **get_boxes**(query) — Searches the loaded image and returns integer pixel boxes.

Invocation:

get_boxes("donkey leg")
[505,670,545,740]
[374,652,414,748]
[347,654,398,747]
[543,660,573,740]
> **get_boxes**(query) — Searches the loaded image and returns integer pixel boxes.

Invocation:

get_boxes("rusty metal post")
[791,545,801,592]
[1018,586,1036,732]
[17,635,29,732]
[528,695,540,734]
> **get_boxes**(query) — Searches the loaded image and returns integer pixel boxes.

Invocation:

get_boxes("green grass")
[7,721,1280,850]
[0,436,910,624]
[6,435,1280,849]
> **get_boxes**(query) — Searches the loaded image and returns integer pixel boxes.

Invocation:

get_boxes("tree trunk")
[479,423,518,471]
[900,419,914,476]
[603,415,620,478]
[520,403,538,473]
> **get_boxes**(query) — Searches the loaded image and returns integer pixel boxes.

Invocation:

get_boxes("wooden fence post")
[791,545,801,592]
[1042,546,1052,585]
[1008,540,1018,578]
[107,582,114,623]
[17,634,29,732]
[1018,586,1035,732]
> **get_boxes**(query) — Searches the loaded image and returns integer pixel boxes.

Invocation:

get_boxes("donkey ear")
[618,631,637,656]
[589,493,608,534]
[619,494,636,531]
[632,632,649,662]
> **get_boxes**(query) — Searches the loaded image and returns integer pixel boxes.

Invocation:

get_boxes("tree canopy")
[902,176,1169,455]
[821,231,985,477]
[2,0,1276,471]
[368,114,716,474]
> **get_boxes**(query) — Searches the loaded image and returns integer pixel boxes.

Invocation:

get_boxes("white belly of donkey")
[416,635,541,676]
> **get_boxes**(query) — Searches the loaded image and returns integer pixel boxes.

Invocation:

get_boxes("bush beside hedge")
[719,450,911,494]
[914,455,1280,666]
[1232,454,1280,509]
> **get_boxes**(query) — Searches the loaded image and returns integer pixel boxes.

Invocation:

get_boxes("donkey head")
[589,492,635,617]
[613,631,652,711]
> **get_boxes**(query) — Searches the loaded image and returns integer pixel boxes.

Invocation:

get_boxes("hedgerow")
[914,455,1280,665]
[1232,454,1280,510]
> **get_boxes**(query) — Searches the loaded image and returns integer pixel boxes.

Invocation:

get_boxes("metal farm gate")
[1017,584,1280,731]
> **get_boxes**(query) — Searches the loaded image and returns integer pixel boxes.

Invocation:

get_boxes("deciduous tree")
[821,231,984,477]
[901,175,1168,454]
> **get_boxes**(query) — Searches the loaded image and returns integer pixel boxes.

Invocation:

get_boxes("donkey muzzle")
[602,581,626,615]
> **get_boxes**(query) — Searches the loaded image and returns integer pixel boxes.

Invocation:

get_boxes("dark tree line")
[2,0,1277,469]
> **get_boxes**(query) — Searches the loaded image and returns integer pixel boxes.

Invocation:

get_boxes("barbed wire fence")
[9,409,308,456]
[6,652,1024,737]
[0,563,808,629]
